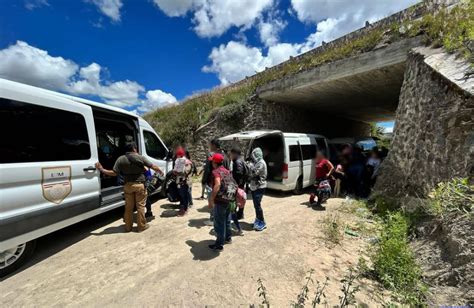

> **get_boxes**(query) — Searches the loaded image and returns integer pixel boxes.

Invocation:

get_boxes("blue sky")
[0,0,417,128]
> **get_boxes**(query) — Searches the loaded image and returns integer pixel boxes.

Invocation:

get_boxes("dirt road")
[1,186,386,307]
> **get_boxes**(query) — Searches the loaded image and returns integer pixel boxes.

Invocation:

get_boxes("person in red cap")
[173,146,192,216]
[208,152,235,251]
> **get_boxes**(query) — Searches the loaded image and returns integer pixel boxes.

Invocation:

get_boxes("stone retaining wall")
[187,97,370,164]
[375,48,474,196]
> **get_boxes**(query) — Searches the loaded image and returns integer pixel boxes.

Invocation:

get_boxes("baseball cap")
[211,153,224,163]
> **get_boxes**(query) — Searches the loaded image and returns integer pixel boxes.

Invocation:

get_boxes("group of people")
[95,138,386,251]
[173,139,268,251]
[96,138,269,252]
[309,144,386,208]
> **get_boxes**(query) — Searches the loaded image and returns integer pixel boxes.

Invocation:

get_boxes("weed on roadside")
[371,213,427,305]
[321,214,344,246]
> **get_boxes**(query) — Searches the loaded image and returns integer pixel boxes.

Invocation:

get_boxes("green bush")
[372,213,426,305]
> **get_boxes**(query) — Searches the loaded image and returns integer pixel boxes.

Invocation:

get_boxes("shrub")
[372,213,426,305]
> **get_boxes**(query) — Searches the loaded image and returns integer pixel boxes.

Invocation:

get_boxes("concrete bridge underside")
[257,37,424,123]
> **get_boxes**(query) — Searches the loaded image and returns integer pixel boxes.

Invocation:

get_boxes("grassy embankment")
[144,2,473,147]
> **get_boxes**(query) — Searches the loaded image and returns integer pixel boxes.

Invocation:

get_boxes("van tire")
[0,240,36,278]
[293,177,303,195]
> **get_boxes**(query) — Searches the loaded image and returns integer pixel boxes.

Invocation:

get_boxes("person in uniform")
[95,142,164,232]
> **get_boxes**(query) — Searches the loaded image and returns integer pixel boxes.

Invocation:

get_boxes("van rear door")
[0,82,100,249]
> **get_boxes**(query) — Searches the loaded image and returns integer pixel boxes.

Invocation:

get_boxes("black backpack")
[215,169,238,202]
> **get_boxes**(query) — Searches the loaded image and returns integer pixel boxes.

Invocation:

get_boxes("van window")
[144,130,167,160]
[1,98,91,163]
[289,145,300,162]
[301,144,317,160]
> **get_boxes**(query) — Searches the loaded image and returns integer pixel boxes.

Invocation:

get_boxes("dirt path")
[1,186,386,307]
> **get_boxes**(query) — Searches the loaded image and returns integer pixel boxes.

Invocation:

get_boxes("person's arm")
[150,164,164,176]
[209,176,220,209]
[142,156,164,176]
[326,160,335,177]
[95,162,117,177]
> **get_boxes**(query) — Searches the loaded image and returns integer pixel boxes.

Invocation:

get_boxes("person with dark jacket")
[230,147,246,188]
[230,147,246,233]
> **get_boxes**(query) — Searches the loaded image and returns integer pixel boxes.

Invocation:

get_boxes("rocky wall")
[375,48,474,197]
[187,96,370,164]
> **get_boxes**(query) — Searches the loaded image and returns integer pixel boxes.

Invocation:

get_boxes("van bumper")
[267,181,294,192]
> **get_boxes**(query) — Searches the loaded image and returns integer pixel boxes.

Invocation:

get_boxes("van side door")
[0,89,100,249]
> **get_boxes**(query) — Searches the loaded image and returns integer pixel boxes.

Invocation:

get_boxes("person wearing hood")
[249,147,267,231]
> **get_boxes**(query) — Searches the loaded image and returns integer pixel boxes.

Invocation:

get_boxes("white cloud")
[258,17,286,47]
[203,41,270,85]
[0,41,174,114]
[68,63,145,107]
[152,0,196,17]
[138,89,177,113]
[204,0,421,84]
[153,0,273,38]
[202,40,303,84]
[24,0,49,10]
[89,0,123,22]
[0,41,78,90]
[290,0,420,47]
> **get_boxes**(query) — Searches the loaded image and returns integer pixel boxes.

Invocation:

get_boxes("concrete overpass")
[257,36,424,123]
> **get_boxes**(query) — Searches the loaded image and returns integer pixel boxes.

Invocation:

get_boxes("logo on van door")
[42,166,72,204]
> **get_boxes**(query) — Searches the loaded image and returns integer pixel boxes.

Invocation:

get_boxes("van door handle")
[83,167,97,172]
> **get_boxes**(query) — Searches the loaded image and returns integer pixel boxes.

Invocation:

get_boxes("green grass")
[372,212,427,306]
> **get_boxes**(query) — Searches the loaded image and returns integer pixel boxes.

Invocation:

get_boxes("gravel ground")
[1,185,388,307]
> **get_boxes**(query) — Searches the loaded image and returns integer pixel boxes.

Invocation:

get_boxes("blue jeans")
[178,184,190,211]
[230,212,241,232]
[251,188,265,222]
[213,202,231,246]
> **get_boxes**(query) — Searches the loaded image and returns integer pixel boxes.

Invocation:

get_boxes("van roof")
[0,78,140,119]
[219,130,326,141]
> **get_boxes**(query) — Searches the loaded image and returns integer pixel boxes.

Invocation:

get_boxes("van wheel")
[0,241,36,278]
[293,177,303,195]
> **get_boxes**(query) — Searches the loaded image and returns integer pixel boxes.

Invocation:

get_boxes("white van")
[0,78,171,276]
[219,130,330,194]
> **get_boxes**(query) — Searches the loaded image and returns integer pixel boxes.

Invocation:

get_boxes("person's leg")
[252,189,265,222]
[207,185,214,221]
[145,195,152,216]
[212,204,226,248]
[178,184,189,213]
[188,185,193,206]
[200,183,206,199]
[225,204,232,242]
[231,212,242,233]
[134,183,148,231]
[123,183,135,232]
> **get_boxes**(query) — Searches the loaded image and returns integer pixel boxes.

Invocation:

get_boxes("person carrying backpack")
[173,147,192,216]
[208,153,237,251]
[249,147,267,231]
[203,139,230,226]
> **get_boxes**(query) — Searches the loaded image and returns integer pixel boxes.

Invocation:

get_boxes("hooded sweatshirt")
[249,147,267,191]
